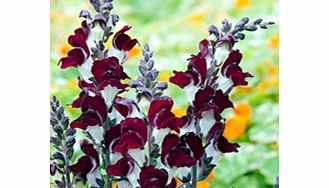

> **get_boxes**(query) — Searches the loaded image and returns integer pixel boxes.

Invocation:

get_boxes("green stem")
[106,150,112,188]
[191,164,197,188]
[147,124,154,165]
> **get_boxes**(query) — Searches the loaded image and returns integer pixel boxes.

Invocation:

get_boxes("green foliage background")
[50,0,278,187]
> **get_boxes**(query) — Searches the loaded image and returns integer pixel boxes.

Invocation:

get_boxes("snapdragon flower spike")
[148,97,183,145]
[139,165,177,188]
[70,140,103,187]
[70,94,107,144]
[161,133,204,181]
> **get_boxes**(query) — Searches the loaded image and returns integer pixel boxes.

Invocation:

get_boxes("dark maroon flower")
[161,133,204,168]
[91,56,129,87]
[59,21,90,69]
[105,124,121,152]
[139,165,177,188]
[70,140,102,186]
[106,155,134,177]
[169,40,209,103]
[148,98,183,133]
[216,50,253,93]
[70,94,107,130]
[106,155,141,187]
[215,135,240,153]
[113,117,147,154]
[112,26,138,51]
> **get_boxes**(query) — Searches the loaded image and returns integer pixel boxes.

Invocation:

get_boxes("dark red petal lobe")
[199,39,209,58]
[105,125,121,152]
[114,132,144,154]
[214,90,234,113]
[185,132,204,161]
[113,25,138,51]
[81,95,107,122]
[161,134,180,162]
[188,54,207,84]
[148,98,173,127]
[139,166,169,188]
[121,117,147,142]
[221,50,253,87]
[167,149,196,168]
[216,135,240,153]
[193,86,214,111]
[206,122,224,143]
[69,156,93,174]
[59,56,79,69]
[106,157,132,176]
[167,178,177,188]
[169,71,193,88]
[113,97,134,117]
[80,140,99,165]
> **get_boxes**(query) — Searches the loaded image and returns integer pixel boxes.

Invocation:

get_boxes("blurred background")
[50,0,278,187]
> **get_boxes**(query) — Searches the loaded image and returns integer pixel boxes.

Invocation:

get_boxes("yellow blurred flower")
[57,42,71,57]
[186,11,206,24]
[172,107,187,117]
[158,72,170,82]
[66,79,78,88]
[223,102,252,140]
[234,0,251,9]
[269,34,279,49]
[50,83,58,93]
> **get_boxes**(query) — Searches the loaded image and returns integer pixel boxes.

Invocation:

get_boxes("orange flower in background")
[57,42,71,57]
[175,171,215,188]
[234,0,251,9]
[269,34,279,49]
[223,102,252,140]
[126,45,141,62]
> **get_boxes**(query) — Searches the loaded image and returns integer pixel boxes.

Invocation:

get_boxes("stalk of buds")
[51,0,273,187]
[50,96,76,188]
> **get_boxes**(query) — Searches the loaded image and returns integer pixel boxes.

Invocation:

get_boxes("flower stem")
[147,124,154,165]
[105,150,112,188]
[64,149,72,188]
[191,164,197,188]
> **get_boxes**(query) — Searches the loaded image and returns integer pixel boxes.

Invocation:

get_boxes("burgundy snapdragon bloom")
[204,123,240,165]
[106,155,135,177]
[112,26,138,51]
[109,97,141,124]
[59,21,90,69]
[139,165,177,188]
[106,155,141,187]
[70,140,102,186]
[112,117,147,154]
[215,50,253,93]
[161,133,204,168]
[91,56,129,90]
[188,86,233,136]
[148,97,183,132]
[70,94,107,130]
[169,40,209,89]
